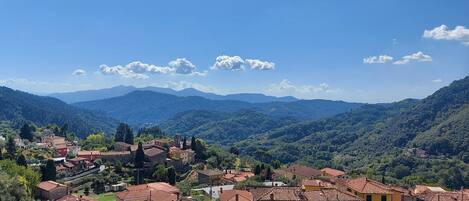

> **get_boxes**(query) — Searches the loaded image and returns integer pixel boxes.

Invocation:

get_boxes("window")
[381,195,387,201]
[347,188,352,192]
[366,195,372,201]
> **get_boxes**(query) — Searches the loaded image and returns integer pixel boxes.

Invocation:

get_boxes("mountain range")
[0,87,117,137]
[49,85,299,104]
[72,90,362,125]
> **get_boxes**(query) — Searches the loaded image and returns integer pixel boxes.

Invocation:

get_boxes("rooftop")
[37,181,67,191]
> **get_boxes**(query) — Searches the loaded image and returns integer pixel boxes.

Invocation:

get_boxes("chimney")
[235,194,239,201]
[220,187,223,194]
[270,193,275,201]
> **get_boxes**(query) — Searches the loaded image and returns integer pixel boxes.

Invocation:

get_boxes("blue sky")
[0,0,468,103]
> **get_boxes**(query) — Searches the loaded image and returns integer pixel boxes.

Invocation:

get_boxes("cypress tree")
[115,123,126,142]
[167,166,176,185]
[60,123,68,137]
[182,137,187,150]
[16,154,27,166]
[20,123,33,141]
[134,143,145,168]
[124,126,134,145]
[191,136,196,150]
[6,136,16,160]
[41,159,57,181]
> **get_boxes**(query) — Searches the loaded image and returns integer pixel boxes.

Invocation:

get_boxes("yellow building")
[346,178,403,201]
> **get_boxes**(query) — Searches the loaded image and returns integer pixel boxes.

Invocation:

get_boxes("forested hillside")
[74,90,361,124]
[160,110,298,144]
[0,87,117,137]
[234,76,469,188]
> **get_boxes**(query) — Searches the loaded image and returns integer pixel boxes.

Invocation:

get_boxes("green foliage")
[0,172,34,201]
[81,133,112,151]
[152,164,168,182]
[41,159,56,181]
[115,123,133,144]
[16,154,27,167]
[167,166,176,185]
[0,160,41,195]
[134,143,145,168]
[6,135,16,160]
[20,123,33,141]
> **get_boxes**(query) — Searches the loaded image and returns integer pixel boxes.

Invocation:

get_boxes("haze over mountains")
[49,85,299,104]
[73,90,362,124]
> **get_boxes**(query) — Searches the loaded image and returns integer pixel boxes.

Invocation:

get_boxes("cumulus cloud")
[245,59,275,70]
[363,55,394,64]
[211,55,275,71]
[72,69,87,76]
[211,55,245,71]
[393,51,432,65]
[423,25,469,46]
[99,59,205,79]
[267,79,340,98]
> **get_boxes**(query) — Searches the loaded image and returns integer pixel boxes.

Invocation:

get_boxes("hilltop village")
[0,122,467,201]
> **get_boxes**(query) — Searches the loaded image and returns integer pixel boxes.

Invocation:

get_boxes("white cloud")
[423,25,469,46]
[211,55,245,71]
[99,59,205,79]
[363,55,394,64]
[266,79,340,98]
[245,59,275,70]
[72,69,87,76]
[432,78,443,83]
[155,81,217,93]
[211,55,275,71]
[393,51,432,65]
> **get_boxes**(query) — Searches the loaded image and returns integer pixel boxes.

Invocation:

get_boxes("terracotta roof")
[417,192,469,201]
[144,147,166,157]
[68,157,86,162]
[57,194,96,201]
[116,183,179,201]
[220,190,253,201]
[37,181,67,191]
[100,151,131,156]
[302,179,330,187]
[346,178,394,194]
[252,187,305,201]
[303,189,361,201]
[286,164,322,178]
[77,151,101,156]
[414,185,446,194]
[321,168,346,177]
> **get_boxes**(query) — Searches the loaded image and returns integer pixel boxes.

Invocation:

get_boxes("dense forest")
[0,87,117,137]
[231,76,469,188]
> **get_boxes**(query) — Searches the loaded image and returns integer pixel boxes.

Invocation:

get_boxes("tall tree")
[16,154,27,167]
[182,137,187,150]
[265,166,273,180]
[124,127,134,145]
[6,136,16,160]
[134,143,145,169]
[60,123,68,137]
[20,123,33,141]
[191,136,196,150]
[167,166,176,185]
[41,159,56,181]
[115,123,127,142]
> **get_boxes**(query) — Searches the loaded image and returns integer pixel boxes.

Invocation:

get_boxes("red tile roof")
[250,187,361,201]
[117,182,179,201]
[37,181,67,191]
[220,190,253,201]
[144,147,166,157]
[286,164,322,178]
[346,178,394,194]
[57,194,96,201]
[321,168,346,177]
